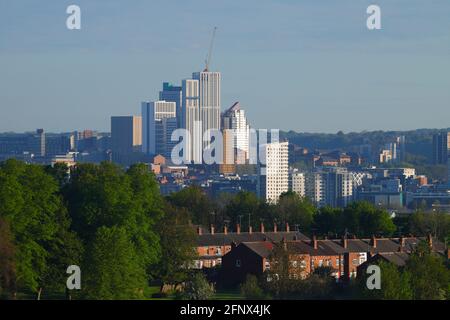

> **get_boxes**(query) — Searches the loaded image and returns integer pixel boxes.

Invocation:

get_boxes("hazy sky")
[0,0,449,133]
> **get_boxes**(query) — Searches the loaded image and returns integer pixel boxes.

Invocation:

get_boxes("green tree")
[359,261,412,300]
[83,226,147,300]
[276,192,315,230]
[0,218,16,298]
[45,163,70,187]
[168,185,214,226]
[342,202,396,237]
[150,203,196,291]
[240,274,265,299]
[64,162,164,273]
[182,272,214,300]
[408,211,450,242]
[405,242,450,300]
[0,160,69,298]
[313,206,340,237]
[313,202,396,237]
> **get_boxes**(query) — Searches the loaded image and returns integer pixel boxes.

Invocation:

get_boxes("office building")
[432,132,449,165]
[159,82,183,128]
[221,102,250,163]
[142,101,177,157]
[193,71,221,153]
[111,116,142,164]
[181,79,201,163]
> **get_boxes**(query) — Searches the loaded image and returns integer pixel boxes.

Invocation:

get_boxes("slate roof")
[225,236,447,259]
[376,252,410,266]
[242,241,274,258]
[197,231,310,247]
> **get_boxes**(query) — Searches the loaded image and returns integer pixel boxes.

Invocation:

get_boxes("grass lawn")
[146,286,244,300]
[212,289,244,300]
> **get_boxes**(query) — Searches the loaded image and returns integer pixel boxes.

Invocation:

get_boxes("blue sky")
[0,0,449,133]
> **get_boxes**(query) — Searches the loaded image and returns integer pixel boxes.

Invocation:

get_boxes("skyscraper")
[111,116,142,164]
[159,82,183,128]
[221,102,250,163]
[142,101,177,156]
[258,141,289,203]
[193,71,221,152]
[180,71,221,164]
[181,79,201,163]
[432,132,450,165]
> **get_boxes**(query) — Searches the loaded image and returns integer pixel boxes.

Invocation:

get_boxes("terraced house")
[221,235,448,285]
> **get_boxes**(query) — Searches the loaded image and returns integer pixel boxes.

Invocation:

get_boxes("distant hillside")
[281,128,450,162]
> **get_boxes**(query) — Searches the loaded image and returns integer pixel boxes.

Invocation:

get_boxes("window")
[236,259,241,267]
[291,260,298,268]
[359,252,367,264]
[352,259,358,266]
[318,260,323,267]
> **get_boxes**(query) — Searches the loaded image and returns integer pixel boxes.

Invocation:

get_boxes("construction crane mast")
[204,27,218,72]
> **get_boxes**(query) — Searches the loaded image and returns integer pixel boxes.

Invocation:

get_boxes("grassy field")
[146,286,244,300]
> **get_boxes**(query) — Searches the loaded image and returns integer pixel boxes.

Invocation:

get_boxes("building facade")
[258,141,289,203]
[142,101,177,156]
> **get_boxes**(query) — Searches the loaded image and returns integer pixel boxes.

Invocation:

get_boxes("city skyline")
[1,0,449,133]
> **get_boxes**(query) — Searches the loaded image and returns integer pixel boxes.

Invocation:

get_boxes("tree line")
[1,159,448,299]
[0,160,196,299]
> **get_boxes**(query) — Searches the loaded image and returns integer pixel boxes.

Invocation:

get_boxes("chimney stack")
[236,224,241,234]
[286,223,290,233]
[224,225,228,235]
[260,222,265,233]
[313,235,318,250]
[427,234,433,250]
[210,225,215,235]
[273,222,277,233]
[400,236,405,247]
[371,235,377,248]
[342,236,348,249]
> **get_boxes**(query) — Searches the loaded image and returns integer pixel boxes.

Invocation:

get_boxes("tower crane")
[204,27,218,72]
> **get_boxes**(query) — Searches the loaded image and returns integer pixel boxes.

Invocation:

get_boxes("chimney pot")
[249,226,253,234]
[286,223,290,233]
[260,222,265,233]
[210,225,215,235]
[224,225,228,235]
[273,222,277,233]
[197,226,202,235]
[236,224,241,234]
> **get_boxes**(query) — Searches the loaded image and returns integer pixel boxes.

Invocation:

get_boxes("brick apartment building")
[194,223,309,269]
[221,235,448,285]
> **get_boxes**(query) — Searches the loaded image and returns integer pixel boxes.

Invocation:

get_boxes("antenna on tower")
[204,27,218,72]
